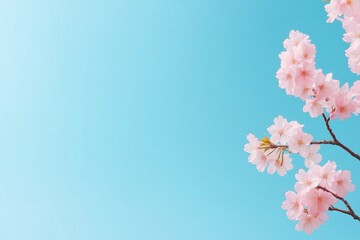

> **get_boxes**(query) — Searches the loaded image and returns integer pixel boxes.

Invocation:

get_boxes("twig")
[317,186,360,221]
[311,114,360,161]
[266,114,360,162]
[329,205,356,218]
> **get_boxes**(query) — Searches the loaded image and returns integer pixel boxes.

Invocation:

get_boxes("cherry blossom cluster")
[324,0,360,74]
[276,30,360,120]
[244,114,359,233]
[244,115,321,176]
[244,1,360,234]
[282,161,355,234]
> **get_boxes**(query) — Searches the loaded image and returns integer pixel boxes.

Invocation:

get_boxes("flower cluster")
[325,0,360,74]
[244,116,322,175]
[244,1,360,234]
[282,161,355,234]
[276,30,360,120]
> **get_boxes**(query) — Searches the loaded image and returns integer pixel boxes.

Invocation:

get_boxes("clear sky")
[0,0,359,239]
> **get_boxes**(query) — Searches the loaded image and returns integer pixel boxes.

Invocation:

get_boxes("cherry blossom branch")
[316,186,360,222]
[321,114,337,141]
[329,205,357,218]
[310,140,335,145]
[316,113,360,162]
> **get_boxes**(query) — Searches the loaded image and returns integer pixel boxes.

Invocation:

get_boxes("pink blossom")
[303,188,338,215]
[330,83,357,120]
[350,80,360,113]
[293,84,313,100]
[281,191,304,220]
[294,169,320,194]
[252,150,269,172]
[303,98,325,118]
[276,67,295,95]
[288,130,313,157]
[293,42,316,63]
[294,62,316,89]
[345,40,360,74]
[350,79,360,96]
[303,145,322,168]
[283,30,310,50]
[325,0,360,23]
[325,0,360,74]
[279,49,298,68]
[267,154,293,176]
[295,212,329,234]
[342,16,360,43]
[325,0,341,23]
[312,161,337,189]
[244,134,261,164]
[331,170,355,197]
[313,72,340,101]
[288,120,304,130]
[267,115,292,144]
[339,0,360,18]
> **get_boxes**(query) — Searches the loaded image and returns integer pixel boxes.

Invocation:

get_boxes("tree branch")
[314,114,360,161]
[329,205,357,218]
[317,186,360,221]
[267,114,360,162]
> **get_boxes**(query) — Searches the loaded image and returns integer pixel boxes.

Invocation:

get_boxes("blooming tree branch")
[317,186,360,221]
[244,0,360,234]
[266,113,360,162]
[329,205,360,221]
[319,113,360,161]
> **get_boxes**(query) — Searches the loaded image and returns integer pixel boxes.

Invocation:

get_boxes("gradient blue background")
[0,0,359,239]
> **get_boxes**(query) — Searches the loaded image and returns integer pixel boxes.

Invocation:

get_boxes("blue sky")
[0,0,359,239]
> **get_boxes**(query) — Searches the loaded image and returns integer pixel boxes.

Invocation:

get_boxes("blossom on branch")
[282,162,355,234]
[244,0,360,234]
[325,0,360,74]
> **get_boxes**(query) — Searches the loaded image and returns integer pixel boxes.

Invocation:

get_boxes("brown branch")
[266,114,360,162]
[329,205,357,218]
[310,140,336,145]
[316,113,360,161]
[321,114,338,141]
[317,186,360,221]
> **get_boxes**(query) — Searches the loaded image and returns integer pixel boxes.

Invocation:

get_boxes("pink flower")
[312,161,337,189]
[325,0,360,23]
[325,0,360,75]
[281,191,304,220]
[339,0,360,18]
[294,169,320,194]
[280,49,298,68]
[293,84,313,100]
[293,42,316,63]
[350,80,360,113]
[303,145,322,168]
[276,67,295,94]
[267,115,292,144]
[251,150,270,173]
[244,134,260,164]
[267,154,293,176]
[325,0,341,23]
[350,80,360,96]
[288,130,313,157]
[331,170,355,197]
[303,97,325,118]
[342,16,360,43]
[294,62,316,89]
[295,212,328,234]
[283,30,310,50]
[345,40,360,74]
[303,188,338,215]
[313,72,340,101]
[330,84,357,120]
